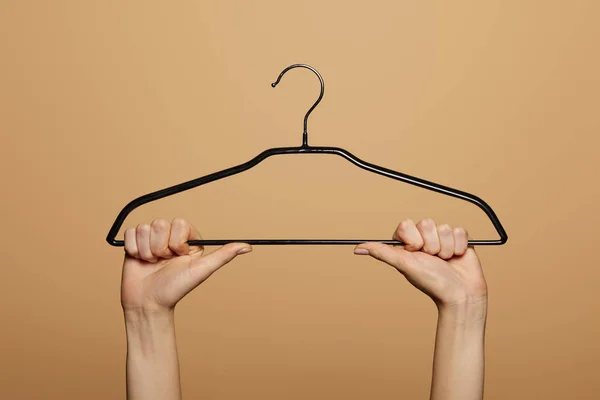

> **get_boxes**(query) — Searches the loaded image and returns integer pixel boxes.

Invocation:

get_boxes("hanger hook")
[271,63,324,147]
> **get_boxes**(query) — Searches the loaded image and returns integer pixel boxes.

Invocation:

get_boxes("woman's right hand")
[354,218,487,310]
[120,217,252,315]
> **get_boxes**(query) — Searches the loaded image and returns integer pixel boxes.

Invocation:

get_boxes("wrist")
[437,297,488,329]
[124,306,175,325]
[124,308,176,358]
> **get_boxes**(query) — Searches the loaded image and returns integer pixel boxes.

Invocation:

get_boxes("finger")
[188,242,252,283]
[453,227,469,256]
[150,219,174,259]
[392,219,424,251]
[136,224,157,262]
[436,224,455,260]
[416,218,441,255]
[462,246,480,266]
[169,217,203,256]
[186,222,204,255]
[354,242,414,275]
[124,228,139,258]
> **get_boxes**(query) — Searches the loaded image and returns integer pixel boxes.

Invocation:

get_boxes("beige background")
[1,1,599,399]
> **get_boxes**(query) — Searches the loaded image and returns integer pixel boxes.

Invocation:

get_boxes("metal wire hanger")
[106,63,508,247]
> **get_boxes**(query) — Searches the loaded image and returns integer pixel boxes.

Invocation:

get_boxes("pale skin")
[122,217,488,400]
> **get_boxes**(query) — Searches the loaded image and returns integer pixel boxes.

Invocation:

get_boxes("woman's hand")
[354,218,487,310]
[121,217,252,315]
[356,218,488,400]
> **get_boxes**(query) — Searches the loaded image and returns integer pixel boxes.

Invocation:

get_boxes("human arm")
[121,218,252,400]
[123,308,180,400]
[354,219,488,400]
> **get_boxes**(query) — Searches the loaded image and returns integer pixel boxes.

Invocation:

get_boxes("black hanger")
[106,63,508,247]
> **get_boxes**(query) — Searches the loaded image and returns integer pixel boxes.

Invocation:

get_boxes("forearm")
[429,301,488,400]
[124,309,182,400]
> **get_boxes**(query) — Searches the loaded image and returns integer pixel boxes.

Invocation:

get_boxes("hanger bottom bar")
[109,239,506,247]
[109,239,505,246]
[183,239,505,246]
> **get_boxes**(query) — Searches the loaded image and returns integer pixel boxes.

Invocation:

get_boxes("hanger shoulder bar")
[106,147,293,245]
[324,146,508,245]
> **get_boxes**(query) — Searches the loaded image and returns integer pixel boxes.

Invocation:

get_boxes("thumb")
[189,242,252,278]
[354,242,413,274]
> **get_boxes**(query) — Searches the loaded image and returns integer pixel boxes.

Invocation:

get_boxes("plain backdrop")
[1,1,599,399]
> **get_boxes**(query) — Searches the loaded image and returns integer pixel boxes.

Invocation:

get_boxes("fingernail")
[237,246,252,255]
[354,248,369,255]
